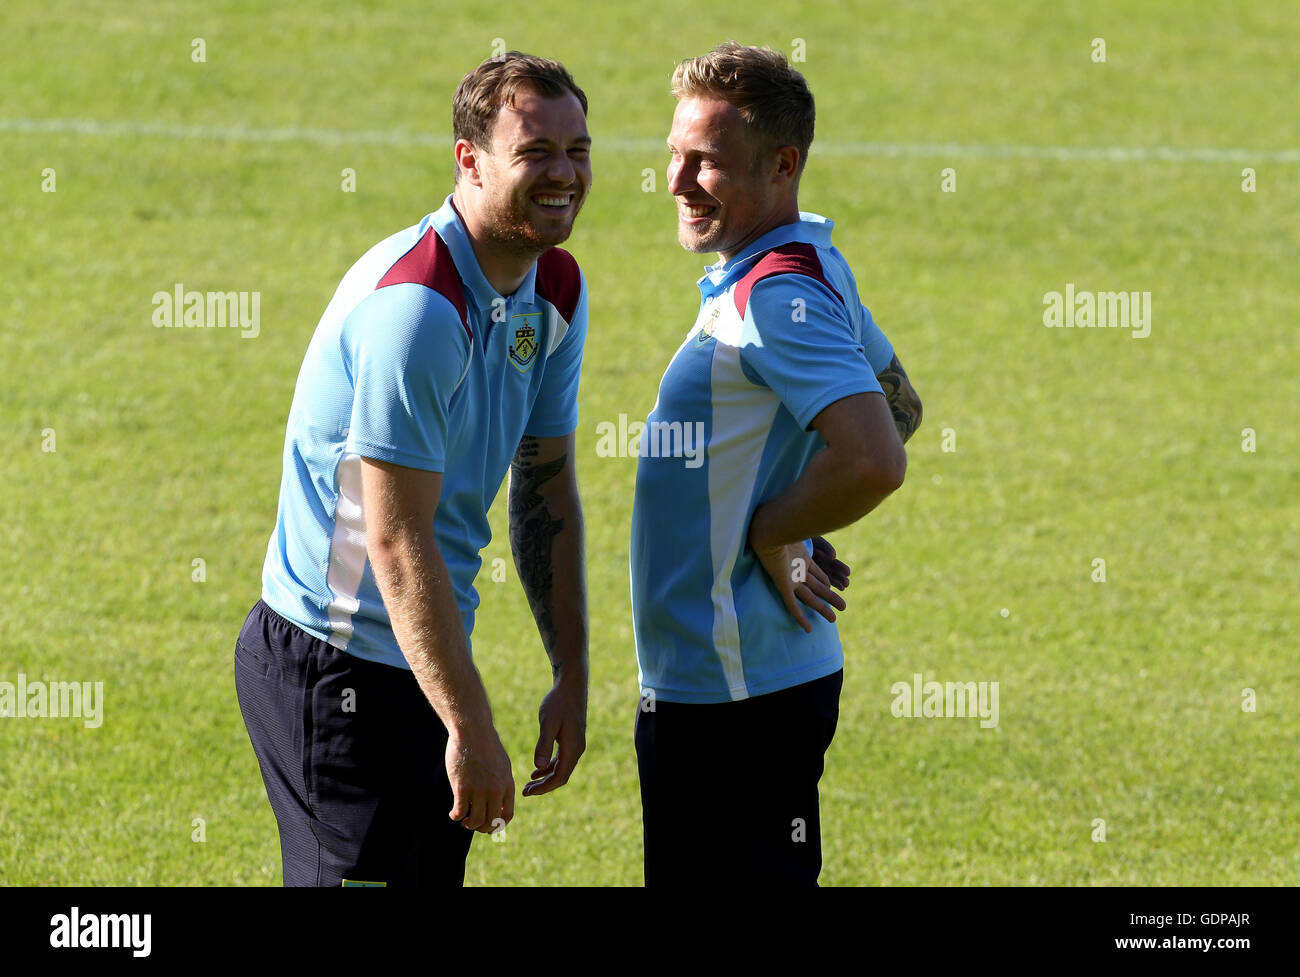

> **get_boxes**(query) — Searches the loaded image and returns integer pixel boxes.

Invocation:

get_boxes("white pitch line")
[0,117,449,148]
[814,140,1300,164]
[2,117,1297,164]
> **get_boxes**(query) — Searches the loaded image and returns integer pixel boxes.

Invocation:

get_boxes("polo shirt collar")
[698,211,835,295]
[431,194,539,310]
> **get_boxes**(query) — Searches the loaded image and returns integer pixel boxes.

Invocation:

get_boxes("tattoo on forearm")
[876,355,923,444]
[509,438,566,654]
[513,435,540,464]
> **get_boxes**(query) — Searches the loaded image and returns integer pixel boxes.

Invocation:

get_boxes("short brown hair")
[671,41,815,175]
[452,52,588,159]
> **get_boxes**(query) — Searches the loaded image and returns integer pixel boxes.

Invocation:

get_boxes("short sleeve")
[738,275,886,430]
[342,283,471,472]
[859,302,895,374]
[524,272,588,437]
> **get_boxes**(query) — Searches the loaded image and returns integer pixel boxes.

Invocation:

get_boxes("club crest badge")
[509,315,541,372]
[695,306,722,347]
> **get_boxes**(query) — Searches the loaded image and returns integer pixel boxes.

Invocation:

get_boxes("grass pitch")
[2,0,1296,885]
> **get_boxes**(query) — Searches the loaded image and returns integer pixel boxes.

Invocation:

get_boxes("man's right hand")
[445,723,515,832]
[360,456,515,834]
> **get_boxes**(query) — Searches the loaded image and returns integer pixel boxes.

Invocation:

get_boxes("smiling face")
[460,88,592,257]
[667,96,793,263]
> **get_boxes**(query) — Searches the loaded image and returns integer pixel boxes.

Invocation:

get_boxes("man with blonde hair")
[631,41,922,885]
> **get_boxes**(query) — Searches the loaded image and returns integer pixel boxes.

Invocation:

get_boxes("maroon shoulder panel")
[375,227,471,339]
[535,247,582,323]
[732,242,843,318]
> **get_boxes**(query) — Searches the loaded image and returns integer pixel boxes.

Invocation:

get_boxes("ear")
[454,138,484,188]
[773,145,801,185]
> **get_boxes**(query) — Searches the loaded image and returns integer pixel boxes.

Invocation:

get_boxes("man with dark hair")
[631,41,922,885]
[236,52,592,886]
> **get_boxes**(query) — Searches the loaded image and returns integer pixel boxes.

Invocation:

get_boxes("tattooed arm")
[508,432,588,797]
[876,354,923,444]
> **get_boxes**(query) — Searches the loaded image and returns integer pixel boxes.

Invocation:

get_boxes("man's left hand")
[751,538,848,634]
[811,535,851,591]
[524,673,587,796]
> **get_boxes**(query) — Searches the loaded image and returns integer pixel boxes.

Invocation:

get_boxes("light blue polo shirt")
[262,195,588,669]
[630,214,893,703]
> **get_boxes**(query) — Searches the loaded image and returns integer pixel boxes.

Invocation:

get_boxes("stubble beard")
[679,214,741,259]
[677,221,721,254]
[481,185,579,259]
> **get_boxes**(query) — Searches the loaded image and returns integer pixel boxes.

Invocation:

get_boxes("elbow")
[880,445,908,494]
[365,534,404,581]
[366,528,428,576]
[853,446,907,504]
[366,532,398,563]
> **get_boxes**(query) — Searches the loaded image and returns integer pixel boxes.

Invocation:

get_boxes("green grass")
[1,0,1296,885]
